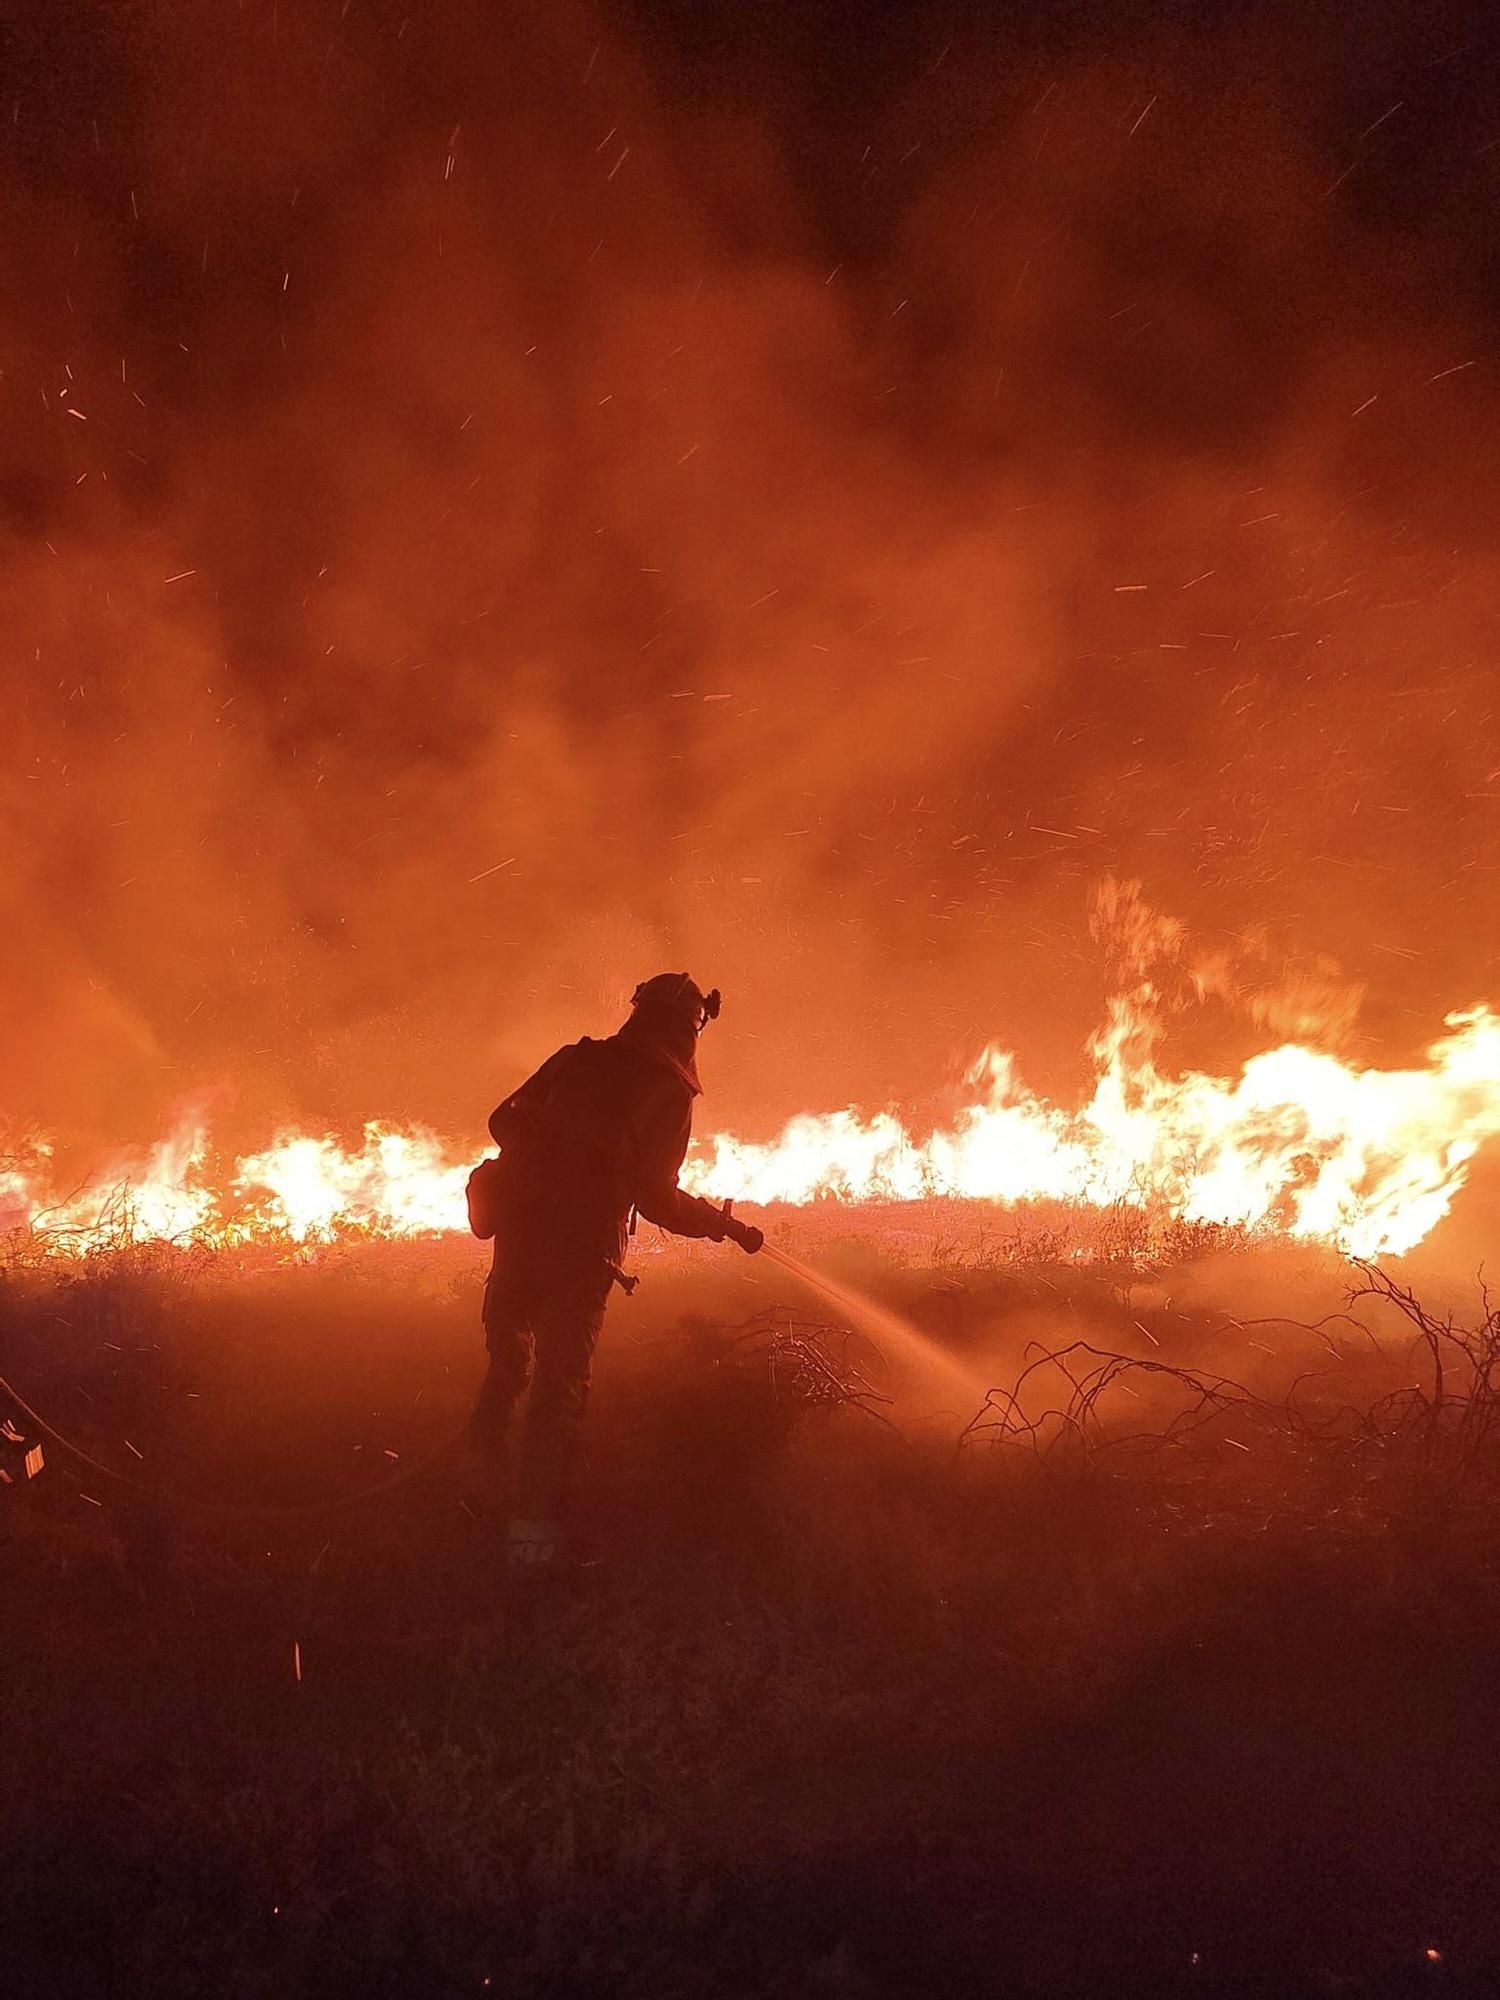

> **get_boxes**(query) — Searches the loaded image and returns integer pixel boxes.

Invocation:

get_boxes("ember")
[9,1,1500,1992]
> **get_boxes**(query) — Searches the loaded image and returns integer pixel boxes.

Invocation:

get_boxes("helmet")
[630,972,721,1036]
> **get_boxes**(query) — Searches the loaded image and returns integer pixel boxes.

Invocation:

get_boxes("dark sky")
[3,0,1499,1158]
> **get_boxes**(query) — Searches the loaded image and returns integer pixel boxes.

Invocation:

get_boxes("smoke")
[4,0,1499,1168]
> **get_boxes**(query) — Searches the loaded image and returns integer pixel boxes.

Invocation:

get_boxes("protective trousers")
[470,1259,612,1523]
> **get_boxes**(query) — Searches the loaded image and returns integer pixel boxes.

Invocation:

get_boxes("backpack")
[464,1041,617,1241]
[467,1037,688,1241]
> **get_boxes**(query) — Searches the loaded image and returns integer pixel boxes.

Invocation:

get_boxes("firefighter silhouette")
[466,973,762,1569]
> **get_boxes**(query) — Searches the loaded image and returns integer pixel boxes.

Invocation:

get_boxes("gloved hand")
[718,1200,764,1255]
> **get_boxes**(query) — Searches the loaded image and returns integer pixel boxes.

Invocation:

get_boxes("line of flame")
[5,1000,1500,1260]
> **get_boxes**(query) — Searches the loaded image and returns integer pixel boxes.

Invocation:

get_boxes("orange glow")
[688,1001,1500,1259]
[7,994,1500,1260]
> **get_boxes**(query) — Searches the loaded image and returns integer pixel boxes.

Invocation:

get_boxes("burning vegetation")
[6,882,1500,1263]
[9,0,1500,1992]
[6,5,1500,1205]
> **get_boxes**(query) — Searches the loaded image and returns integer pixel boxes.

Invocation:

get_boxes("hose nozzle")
[718,1198,764,1255]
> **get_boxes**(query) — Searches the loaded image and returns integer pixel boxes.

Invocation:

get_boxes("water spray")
[757,1240,986,1407]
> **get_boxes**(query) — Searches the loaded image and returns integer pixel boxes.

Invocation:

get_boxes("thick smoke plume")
[4,0,1499,1175]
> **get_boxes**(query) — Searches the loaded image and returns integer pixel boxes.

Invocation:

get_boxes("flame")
[687,1002,1500,1259]
[234,1127,470,1240]
[6,999,1500,1261]
[2,1127,217,1249]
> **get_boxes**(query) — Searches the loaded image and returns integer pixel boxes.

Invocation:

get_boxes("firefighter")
[466,973,763,1570]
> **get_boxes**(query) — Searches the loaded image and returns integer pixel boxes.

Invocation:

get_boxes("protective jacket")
[486,1024,727,1286]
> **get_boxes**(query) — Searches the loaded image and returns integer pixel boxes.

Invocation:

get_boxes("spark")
[1355,101,1405,144]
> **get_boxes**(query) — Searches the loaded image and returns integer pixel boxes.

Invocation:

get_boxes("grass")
[4,1217,1500,1996]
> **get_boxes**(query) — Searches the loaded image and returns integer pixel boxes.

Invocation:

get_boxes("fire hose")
[0,1365,460,1521]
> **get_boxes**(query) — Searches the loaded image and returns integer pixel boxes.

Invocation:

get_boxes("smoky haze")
[3,0,1498,1169]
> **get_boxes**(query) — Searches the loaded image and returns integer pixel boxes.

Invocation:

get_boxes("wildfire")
[689,1002,1500,1257]
[6,998,1500,1261]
